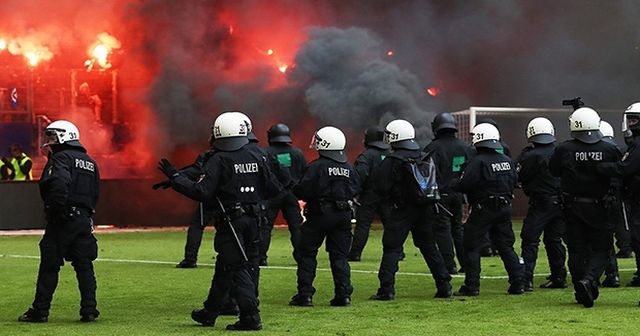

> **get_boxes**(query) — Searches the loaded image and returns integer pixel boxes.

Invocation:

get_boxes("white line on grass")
[6,254,634,280]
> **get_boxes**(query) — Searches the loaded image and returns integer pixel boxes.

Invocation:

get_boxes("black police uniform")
[348,143,391,261]
[371,147,452,300]
[453,147,525,295]
[170,141,282,329]
[21,142,100,322]
[289,154,360,306]
[262,143,307,265]
[425,131,475,274]
[549,137,620,307]
[517,143,567,289]
[597,135,640,286]
[172,150,217,268]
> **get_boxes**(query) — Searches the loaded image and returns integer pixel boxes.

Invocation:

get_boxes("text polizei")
[574,151,603,161]
[75,159,95,172]
[234,162,259,174]
[491,162,511,172]
[328,167,350,177]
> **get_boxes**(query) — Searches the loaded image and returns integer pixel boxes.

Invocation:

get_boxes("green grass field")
[1,222,639,336]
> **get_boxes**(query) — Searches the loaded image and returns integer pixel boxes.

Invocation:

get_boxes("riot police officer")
[262,123,307,266]
[549,107,621,308]
[370,119,452,301]
[152,149,217,269]
[289,126,360,307]
[596,103,640,291]
[425,112,475,274]
[598,120,624,288]
[453,123,525,296]
[347,126,391,262]
[158,112,282,330]
[517,117,567,291]
[19,120,101,323]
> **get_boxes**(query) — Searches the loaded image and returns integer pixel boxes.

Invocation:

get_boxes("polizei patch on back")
[491,162,511,172]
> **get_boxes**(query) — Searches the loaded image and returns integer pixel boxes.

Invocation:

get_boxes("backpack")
[392,151,440,204]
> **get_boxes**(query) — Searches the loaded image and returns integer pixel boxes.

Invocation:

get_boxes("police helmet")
[471,123,502,149]
[363,126,389,150]
[526,117,555,144]
[384,119,420,150]
[569,107,602,144]
[212,112,249,151]
[227,111,258,142]
[43,120,83,148]
[311,126,347,163]
[431,112,458,133]
[267,123,292,144]
[623,102,640,135]
[599,120,617,146]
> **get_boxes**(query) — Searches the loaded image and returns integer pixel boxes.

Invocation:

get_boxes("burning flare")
[85,32,121,71]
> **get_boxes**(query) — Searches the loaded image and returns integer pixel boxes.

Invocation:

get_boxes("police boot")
[329,296,351,307]
[507,282,525,295]
[454,285,479,297]
[226,316,262,331]
[176,260,197,269]
[524,280,534,292]
[80,308,100,323]
[539,277,568,289]
[434,281,453,298]
[289,294,313,307]
[628,275,640,287]
[369,289,395,301]
[191,308,216,326]
[601,274,621,288]
[575,279,595,308]
[18,308,48,323]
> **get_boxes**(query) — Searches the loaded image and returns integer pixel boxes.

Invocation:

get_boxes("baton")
[216,197,248,262]
[622,200,630,231]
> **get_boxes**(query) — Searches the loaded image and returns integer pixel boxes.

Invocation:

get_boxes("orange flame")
[387,50,395,56]
[426,86,440,97]
[25,52,40,67]
[85,32,121,71]
[0,39,6,51]
[278,64,288,73]
[267,48,274,55]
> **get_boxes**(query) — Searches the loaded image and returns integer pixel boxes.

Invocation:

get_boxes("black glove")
[0,157,9,165]
[157,158,178,178]
[152,180,172,190]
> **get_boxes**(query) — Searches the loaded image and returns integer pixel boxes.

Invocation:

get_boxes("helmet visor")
[42,129,60,147]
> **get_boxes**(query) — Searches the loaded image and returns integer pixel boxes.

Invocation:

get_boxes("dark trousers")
[432,194,465,272]
[563,202,614,288]
[296,208,353,298]
[625,201,640,274]
[349,198,391,257]
[203,215,261,324]
[32,215,99,317]
[261,191,302,262]
[520,197,567,283]
[377,204,451,295]
[183,203,215,263]
[463,204,524,290]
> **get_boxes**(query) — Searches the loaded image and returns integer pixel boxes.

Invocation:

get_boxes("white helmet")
[623,102,640,135]
[384,119,419,150]
[471,123,501,149]
[227,111,258,142]
[43,120,82,147]
[211,112,249,151]
[311,126,347,162]
[599,120,614,138]
[526,117,555,144]
[569,107,602,143]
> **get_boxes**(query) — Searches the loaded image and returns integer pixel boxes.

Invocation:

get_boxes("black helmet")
[364,126,390,150]
[431,112,457,133]
[267,123,292,143]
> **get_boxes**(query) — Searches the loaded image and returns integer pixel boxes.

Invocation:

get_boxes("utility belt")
[305,199,352,215]
[562,193,604,205]
[472,195,512,210]
[219,202,267,221]
[528,195,560,206]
